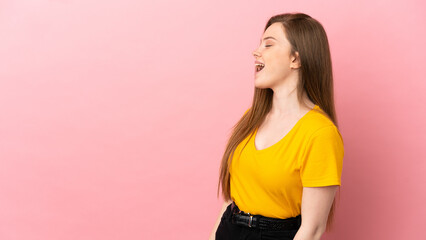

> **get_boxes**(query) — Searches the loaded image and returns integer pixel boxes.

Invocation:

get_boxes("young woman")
[209,13,345,240]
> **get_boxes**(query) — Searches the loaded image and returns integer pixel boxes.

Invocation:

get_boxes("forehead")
[260,23,287,42]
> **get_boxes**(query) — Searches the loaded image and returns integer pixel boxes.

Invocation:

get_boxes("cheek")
[269,60,291,76]
[269,52,290,71]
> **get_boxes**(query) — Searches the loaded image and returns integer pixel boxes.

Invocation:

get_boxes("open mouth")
[255,63,265,72]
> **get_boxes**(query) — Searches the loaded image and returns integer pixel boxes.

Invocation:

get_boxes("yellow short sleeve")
[300,125,344,187]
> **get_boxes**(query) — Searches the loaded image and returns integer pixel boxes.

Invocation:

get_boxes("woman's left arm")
[293,185,339,240]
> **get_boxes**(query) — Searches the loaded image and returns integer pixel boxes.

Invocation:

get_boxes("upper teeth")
[255,63,265,71]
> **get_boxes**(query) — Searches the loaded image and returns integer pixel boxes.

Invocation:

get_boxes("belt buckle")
[239,210,254,227]
[248,214,253,227]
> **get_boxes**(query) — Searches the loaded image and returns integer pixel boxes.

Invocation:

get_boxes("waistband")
[230,201,301,231]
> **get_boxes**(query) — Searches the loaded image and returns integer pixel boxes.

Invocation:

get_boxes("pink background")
[1,0,425,239]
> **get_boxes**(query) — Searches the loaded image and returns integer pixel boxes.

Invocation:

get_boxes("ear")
[290,51,301,69]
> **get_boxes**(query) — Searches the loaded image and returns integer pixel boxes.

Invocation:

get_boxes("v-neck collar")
[252,104,319,153]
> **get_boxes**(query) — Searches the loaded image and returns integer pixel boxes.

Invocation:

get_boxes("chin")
[254,78,273,89]
[254,82,271,89]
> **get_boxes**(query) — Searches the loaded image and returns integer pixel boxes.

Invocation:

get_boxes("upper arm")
[300,185,338,234]
[298,125,344,233]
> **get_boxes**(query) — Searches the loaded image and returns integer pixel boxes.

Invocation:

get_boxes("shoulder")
[243,107,251,115]
[302,108,343,143]
[304,108,334,128]
[300,112,345,161]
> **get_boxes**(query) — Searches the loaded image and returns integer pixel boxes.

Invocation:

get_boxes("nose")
[253,50,260,58]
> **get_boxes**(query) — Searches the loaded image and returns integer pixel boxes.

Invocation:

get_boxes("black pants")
[215,203,300,240]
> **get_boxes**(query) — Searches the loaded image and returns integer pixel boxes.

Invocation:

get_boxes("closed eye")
[265,45,272,47]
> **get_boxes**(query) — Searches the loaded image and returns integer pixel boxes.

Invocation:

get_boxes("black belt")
[230,201,301,231]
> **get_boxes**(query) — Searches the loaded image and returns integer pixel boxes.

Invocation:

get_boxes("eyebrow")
[259,36,277,43]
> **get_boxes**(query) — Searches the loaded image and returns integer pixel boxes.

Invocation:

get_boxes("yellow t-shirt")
[230,104,344,219]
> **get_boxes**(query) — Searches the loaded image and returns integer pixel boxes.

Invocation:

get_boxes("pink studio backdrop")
[1,0,425,239]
